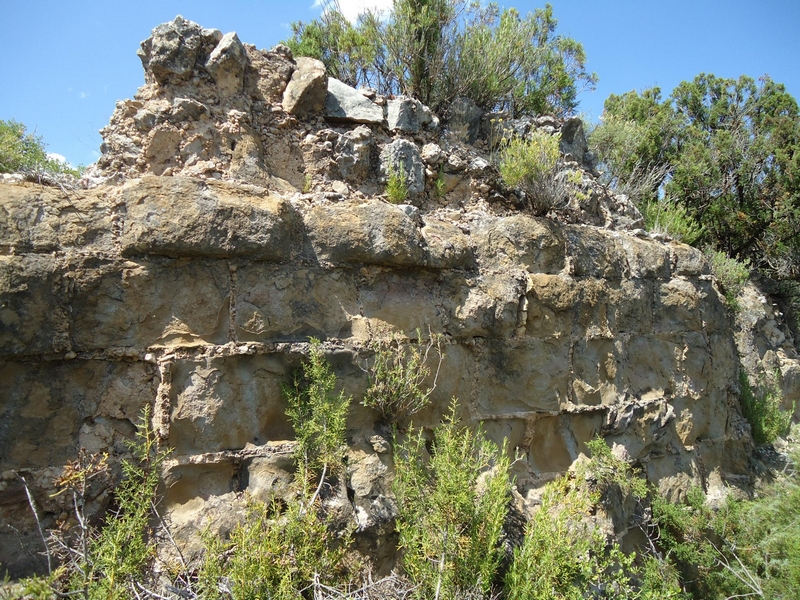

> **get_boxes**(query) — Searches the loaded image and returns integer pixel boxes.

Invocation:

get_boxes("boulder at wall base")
[324,78,385,124]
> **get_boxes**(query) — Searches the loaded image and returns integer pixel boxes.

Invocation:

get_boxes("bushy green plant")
[595,75,800,281]
[705,249,750,310]
[283,338,351,500]
[19,406,170,599]
[385,163,409,204]
[199,500,347,600]
[739,369,792,445]
[0,119,82,177]
[362,332,443,425]
[649,445,800,599]
[286,1,596,117]
[505,475,647,600]
[80,407,169,600]
[498,130,564,214]
[641,197,705,245]
[584,437,648,500]
[394,399,510,599]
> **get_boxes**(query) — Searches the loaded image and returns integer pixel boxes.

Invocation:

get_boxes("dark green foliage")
[591,74,800,281]
[198,500,347,600]
[286,1,596,117]
[705,249,750,310]
[650,447,800,599]
[283,338,351,493]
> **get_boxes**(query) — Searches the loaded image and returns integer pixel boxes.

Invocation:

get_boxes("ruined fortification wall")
[0,17,757,577]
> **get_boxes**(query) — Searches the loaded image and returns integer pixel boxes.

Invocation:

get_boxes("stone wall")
[0,16,757,577]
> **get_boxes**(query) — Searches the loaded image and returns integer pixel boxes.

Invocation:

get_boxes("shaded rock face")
[0,16,761,578]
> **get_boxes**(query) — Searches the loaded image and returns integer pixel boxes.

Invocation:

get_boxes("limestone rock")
[304,199,426,267]
[335,125,373,182]
[560,117,595,170]
[447,97,483,143]
[282,57,328,116]
[325,78,384,124]
[386,96,430,132]
[205,32,249,96]
[120,176,296,260]
[137,16,217,85]
[379,138,425,196]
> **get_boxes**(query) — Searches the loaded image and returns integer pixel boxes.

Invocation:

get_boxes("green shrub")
[584,437,648,500]
[739,369,792,445]
[394,399,510,599]
[0,119,82,177]
[286,1,596,117]
[705,249,750,310]
[283,338,351,499]
[498,130,564,215]
[19,406,170,599]
[198,500,348,600]
[505,475,645,600]
[362,332,444,426]
[641,198,705,245]
[386,163,409,204]
[649,445,800,598]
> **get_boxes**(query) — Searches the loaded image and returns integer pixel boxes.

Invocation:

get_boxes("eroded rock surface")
[0,15,767,578]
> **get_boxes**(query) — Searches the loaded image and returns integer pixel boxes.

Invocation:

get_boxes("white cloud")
[79,91,90,99]
[314,0,392,22]
[47,153,67,164]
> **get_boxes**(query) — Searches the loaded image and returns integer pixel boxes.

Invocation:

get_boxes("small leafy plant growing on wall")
[705,249,750,311]
[386,162,409,204]
[283,338,351,504]
[18,405,170,600]
[362,331,444,426]
[498,130,565,215]
[739,369,793,445]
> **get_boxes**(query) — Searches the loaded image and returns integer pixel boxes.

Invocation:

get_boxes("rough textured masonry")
[3,16,797,577]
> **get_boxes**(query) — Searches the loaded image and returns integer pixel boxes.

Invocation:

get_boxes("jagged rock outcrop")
[0,16,772,578]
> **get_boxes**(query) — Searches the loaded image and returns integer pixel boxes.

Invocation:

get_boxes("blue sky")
[2,0,799,167]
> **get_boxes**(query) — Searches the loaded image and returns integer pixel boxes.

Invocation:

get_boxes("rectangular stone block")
[169,354,295,455]
[0,184,115,254]
[121,176,296,260]
[71,258,231,350]
[0,255,69,356]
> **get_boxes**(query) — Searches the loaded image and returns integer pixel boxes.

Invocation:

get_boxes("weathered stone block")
[472,215,565,274]
[0,255,68,356]
[71,259,231,350]
[565,226,626,279]
[305,200,427,267]
[235,265,358,341]
[0,184,115,254]
[122,176,296,260]
[169,354,294,455]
